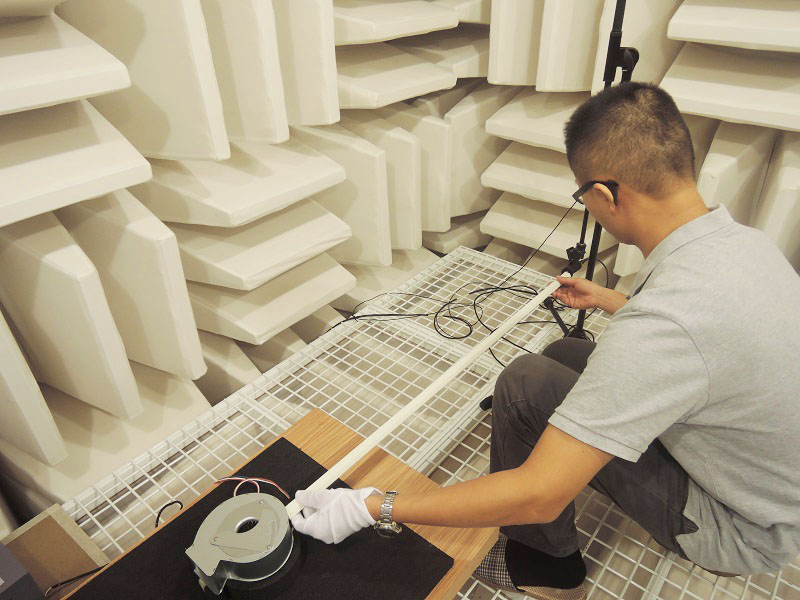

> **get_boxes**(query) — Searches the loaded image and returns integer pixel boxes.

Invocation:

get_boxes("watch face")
[375,524,401,538]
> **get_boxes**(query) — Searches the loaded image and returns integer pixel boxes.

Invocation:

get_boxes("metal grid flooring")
[60,247,800,600]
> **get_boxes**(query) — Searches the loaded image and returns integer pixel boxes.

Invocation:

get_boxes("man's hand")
[554,276,629,315]
[290,487,382,544]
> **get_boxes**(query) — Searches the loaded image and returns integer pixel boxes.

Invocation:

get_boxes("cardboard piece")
[0,213,140,419]
[377,102,451,232]
[272,0,339,126]
[481,192,617,258]
[430,0,490,24]
[446,82,520,216]
[536,0,605,91]
[0,364,210,509]
[57,190,206,380]
[488,0,545,85]
[290,305,345,343]
[0,1,64,17]
[336,42,456,109]
[0,100,151,228]
[590,0,684,95]
[485,88,589,153]
[0,13,129,117]
[481,142,585,210]
[0,310,66,466]
[57,0,229,160]
[661,43,800,132]
[751,131,800,269]
[333,0,458,45]
[668,0,800,53]
[332,247,439,312]
[423,212,490,254]
[194,331,261,405]
[339,110,422,250]
[2,505,107,600]
[390,23,490,78]
[238,328,307,372]
[293,124,393,266]
[129,139,345,227]
[200,0,289,144]
[188,253,356,345]
[168,200,351,291]
[697,122,777,225]
[409,77,481,117]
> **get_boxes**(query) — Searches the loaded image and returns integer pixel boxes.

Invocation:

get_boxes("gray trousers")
[490,338,699,559]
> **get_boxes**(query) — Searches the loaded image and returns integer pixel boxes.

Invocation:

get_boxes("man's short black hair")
[564,82,695,198]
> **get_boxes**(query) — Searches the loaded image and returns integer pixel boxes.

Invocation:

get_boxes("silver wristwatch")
[373,490,402,537]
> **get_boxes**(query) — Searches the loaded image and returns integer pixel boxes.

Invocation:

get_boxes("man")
[291,82,800,599]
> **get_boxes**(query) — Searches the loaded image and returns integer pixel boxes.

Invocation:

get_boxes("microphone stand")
[562,0,639,339]
[485,1,639,411]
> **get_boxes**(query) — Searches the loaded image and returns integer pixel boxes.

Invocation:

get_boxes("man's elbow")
[513,489,567,525]
[523,500,565,525]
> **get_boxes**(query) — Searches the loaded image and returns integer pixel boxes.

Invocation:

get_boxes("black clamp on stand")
[562,0,639,340]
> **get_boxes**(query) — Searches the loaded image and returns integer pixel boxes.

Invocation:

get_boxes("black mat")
[71,438,453,599]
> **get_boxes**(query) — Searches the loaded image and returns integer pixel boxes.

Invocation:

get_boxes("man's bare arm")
[365,425,614,527]
[554,276,629,315]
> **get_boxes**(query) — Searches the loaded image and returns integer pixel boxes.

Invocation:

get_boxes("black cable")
[155,499,184,527]
[45,566,105,597]
[494,201,580,288]
[322,202,589,368]
[45,498,186,596]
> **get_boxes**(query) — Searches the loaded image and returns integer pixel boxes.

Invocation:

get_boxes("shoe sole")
[474,574,587,600]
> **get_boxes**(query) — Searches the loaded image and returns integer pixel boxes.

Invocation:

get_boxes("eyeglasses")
[572,180,619,205]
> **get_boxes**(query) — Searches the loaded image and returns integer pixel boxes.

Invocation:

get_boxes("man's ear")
[593,182,617,211]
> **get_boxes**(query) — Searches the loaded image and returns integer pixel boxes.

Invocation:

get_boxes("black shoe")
[474,535,587,600]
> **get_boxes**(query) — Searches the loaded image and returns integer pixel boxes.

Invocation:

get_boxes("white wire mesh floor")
[61,247,800,600]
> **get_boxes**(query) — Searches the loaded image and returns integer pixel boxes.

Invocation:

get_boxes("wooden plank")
[67,409,497,600]
[281,410,498,600]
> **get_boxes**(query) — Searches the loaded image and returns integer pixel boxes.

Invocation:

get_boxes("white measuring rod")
[285,276,566,519]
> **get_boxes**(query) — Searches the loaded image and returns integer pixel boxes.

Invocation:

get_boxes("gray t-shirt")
[549,205,800,574]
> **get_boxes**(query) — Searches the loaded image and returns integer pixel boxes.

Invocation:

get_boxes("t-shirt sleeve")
[548,310,709,462]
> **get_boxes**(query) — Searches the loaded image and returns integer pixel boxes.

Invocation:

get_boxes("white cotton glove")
[290,487,382,544]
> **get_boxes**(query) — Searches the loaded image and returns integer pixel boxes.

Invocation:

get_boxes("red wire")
[217,477,291,500]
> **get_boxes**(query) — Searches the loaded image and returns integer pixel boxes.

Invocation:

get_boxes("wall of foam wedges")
[480,0,800,294]
[0,0,497,523]
[0,0,796,545]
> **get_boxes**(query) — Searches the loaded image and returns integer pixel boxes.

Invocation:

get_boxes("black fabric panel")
[72,438,453,599]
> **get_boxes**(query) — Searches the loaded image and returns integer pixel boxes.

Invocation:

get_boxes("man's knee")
[542,338,596,374]
[493,352,576,418]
